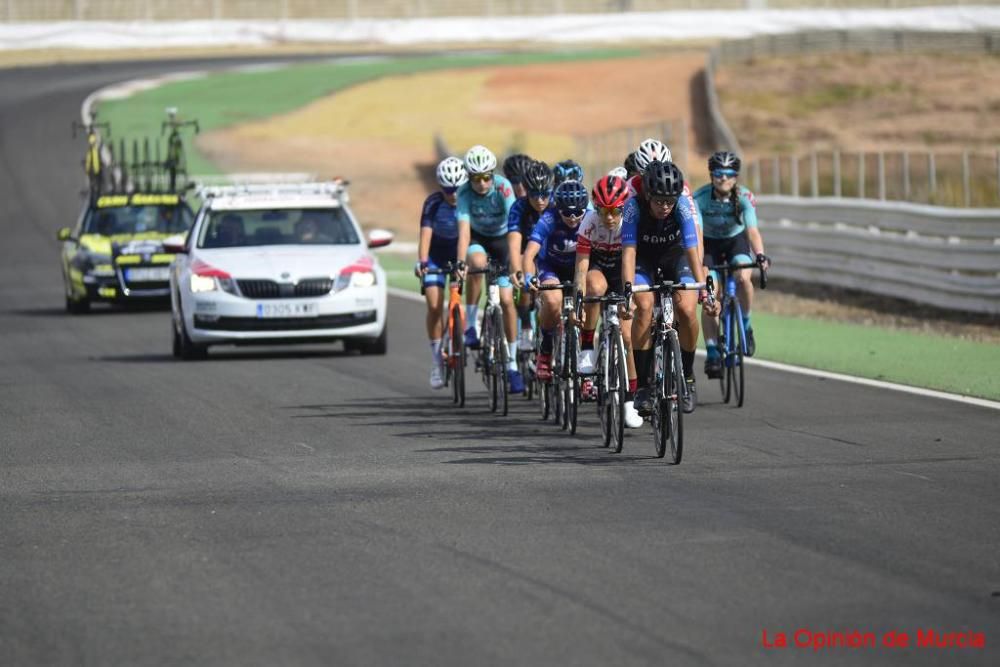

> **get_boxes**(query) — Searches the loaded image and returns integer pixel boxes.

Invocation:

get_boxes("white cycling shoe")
[517,328,534,351]
[577,348,596,374]
[429,364,445,390]
[624,401,644,428]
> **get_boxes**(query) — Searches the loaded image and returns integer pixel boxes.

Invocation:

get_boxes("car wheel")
[175,305,207,361]
[66,295,90,314]
[171,323,182,358]
[346,325,387,356]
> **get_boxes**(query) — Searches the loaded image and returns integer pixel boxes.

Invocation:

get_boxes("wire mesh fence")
[5,0,1000,21]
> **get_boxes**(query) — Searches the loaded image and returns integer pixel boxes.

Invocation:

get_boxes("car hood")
[193,246,376,281]
[79,232,174,256]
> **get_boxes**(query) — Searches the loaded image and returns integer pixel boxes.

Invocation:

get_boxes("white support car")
[168,181,392,359]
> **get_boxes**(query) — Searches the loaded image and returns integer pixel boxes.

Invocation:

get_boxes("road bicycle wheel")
[552,328,564,425]
[598,336,610,447]
[722,303,733,405]
[493,309,508,417]
[451,307,466,407]
[666,333,684,464]
[734,306,746,409]
[540,380,551,421]
[652,338,667,458]
[609,326,627,454]
[565,325,579,435]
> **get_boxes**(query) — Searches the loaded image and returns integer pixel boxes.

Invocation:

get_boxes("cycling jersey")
[576,210,622,272]
[621,191,699,254]
[529,209,580,272]
[456,174,516,237]
[628,175,701,228]
[507,198,554,251]
[692,184,758,239]
[420,191,458,252]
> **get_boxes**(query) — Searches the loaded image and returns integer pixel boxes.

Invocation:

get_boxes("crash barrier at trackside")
[755,196,1000,315]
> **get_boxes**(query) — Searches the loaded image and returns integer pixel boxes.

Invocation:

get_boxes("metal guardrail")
[756,196,1000,314]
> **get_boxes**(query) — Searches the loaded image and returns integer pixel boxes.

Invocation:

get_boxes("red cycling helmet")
[592,175,630,208]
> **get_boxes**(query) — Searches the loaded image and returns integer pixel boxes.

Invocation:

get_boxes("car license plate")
[125,267,171,282]
[256,302,319,318]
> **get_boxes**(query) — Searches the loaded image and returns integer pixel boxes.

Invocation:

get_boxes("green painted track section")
[97,48,642,177]
[378,252,999,400]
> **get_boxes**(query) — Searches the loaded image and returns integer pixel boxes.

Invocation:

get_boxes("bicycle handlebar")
[706,258,768,290]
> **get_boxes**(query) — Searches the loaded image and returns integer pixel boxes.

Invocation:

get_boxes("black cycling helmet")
[522,160,554,194]
[553,159,584,185]
[708,150,741,173]
[642,160,684,198]
[502,153,534,184]
[553,179,589,212]
[624,151,640,177]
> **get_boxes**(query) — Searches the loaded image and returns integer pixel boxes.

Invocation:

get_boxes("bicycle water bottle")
[488,284,500,305]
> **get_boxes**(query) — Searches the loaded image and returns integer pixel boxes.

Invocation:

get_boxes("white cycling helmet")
[436,156,468,188]
[464,145,497,175]
[634,138,672,172]
[607,166,628,179]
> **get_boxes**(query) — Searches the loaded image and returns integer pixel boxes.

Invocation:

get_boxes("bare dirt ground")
[199,52,999,339]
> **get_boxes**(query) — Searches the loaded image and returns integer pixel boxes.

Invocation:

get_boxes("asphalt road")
[1,57,997,667]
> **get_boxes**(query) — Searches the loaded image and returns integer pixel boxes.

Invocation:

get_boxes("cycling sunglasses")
[711,169,738,179]
[470,173,494,183]
[528,189,552,199]
[559,208,585,219]
[649,195,678,208]
[597,205,624,216]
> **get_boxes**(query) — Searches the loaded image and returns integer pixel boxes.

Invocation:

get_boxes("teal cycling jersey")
[456,174,516,237]
[692,184,758,239]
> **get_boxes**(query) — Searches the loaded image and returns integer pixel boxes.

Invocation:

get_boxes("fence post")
[790,155,799,197]
[996,148,1000,205]
[753,158,762,193]
[902,151,910,200]
[772,156,780,195]
[877,151,886,201]
[962,150,971,207]
[858,151,865,199]
[810,150,818,197]
[833,150,841,197]
[928,151,936,199]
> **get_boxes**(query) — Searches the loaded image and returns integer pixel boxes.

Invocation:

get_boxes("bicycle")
[162,107,199,192]
[468,261,509,416]
[708,258,768,408]
[72,111,111,199]
[626,276,710,463]
[514,285,536,402]
[533,281,578,433]
[422,264,467,407]
[580,292,629,452]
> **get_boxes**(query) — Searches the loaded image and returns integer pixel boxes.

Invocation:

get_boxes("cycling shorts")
[468,229,511,288]
[423,240,458,288]
[703,233,753,272]
[589,265,623,296]
[537,258,573,285]
[635,249,695,287]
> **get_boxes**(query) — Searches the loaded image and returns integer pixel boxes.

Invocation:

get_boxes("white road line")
[387,289,1000,411]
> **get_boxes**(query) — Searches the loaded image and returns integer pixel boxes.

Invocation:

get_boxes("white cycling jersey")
[576,210,623,270]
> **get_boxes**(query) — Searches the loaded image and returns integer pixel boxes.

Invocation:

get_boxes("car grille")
[194,311,376,331]
[237,278,334,299]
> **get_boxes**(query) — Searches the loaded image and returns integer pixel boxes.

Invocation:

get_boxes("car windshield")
[197,208,359,249]
[83,204,193,236]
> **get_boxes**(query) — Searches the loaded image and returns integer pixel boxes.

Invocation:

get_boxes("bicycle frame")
[469,261,509,415]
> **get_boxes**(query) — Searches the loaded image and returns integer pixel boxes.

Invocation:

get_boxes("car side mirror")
[57,227,72,241]
[163,234,187,254]
[367,229,393,249]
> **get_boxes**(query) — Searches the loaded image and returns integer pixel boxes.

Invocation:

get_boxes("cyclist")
[553,159,584,186]
[622,160,718,415]
[416,156,468,389]
[575,174,643,428]
[607,166,629,180]
[624,151,640,180]
[455,145,524,393]
[502,153,534,200]
[693,151,770,377]
[520,180,588,383]
[629,137,703,255]
[507,160,555,351]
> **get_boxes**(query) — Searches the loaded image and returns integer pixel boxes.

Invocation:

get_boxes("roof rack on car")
[196,178,350,201]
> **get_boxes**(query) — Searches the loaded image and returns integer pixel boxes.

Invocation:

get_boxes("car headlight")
[189,262,237,295]
[334,270,376,292]
[190,274,217,293]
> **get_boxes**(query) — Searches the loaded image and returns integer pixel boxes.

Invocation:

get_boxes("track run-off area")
[1,55,998,665]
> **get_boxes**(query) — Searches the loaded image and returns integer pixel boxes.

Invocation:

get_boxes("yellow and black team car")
[57,192,194,313]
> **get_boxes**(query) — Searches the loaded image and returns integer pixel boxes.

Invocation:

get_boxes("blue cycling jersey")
[456,174,516,237]
[621,192,700,253]
[507,197,554,237]
[420,191,458,240]
[692,184,758,239]
[529,209,579,270]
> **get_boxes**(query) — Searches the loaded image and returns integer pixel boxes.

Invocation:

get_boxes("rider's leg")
[424,284,444,342]
[465,247,486,333]
[582,270,606,348]
[736,266,754,330]
[675,290,700,379]
[500,286,518,371]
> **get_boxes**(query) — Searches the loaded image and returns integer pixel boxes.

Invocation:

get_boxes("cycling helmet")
[607,166,628,179]
[502,153,533,183]
[642,160,684,198]
[708,150,741,173]
[553,179,589,213]
[464,145,497,175]
[634,138,672,172]
[592,175,630,208]
[553,159,584,185]
[522,160,554,193]
[624,151,640,176]
[436,156,468,188]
